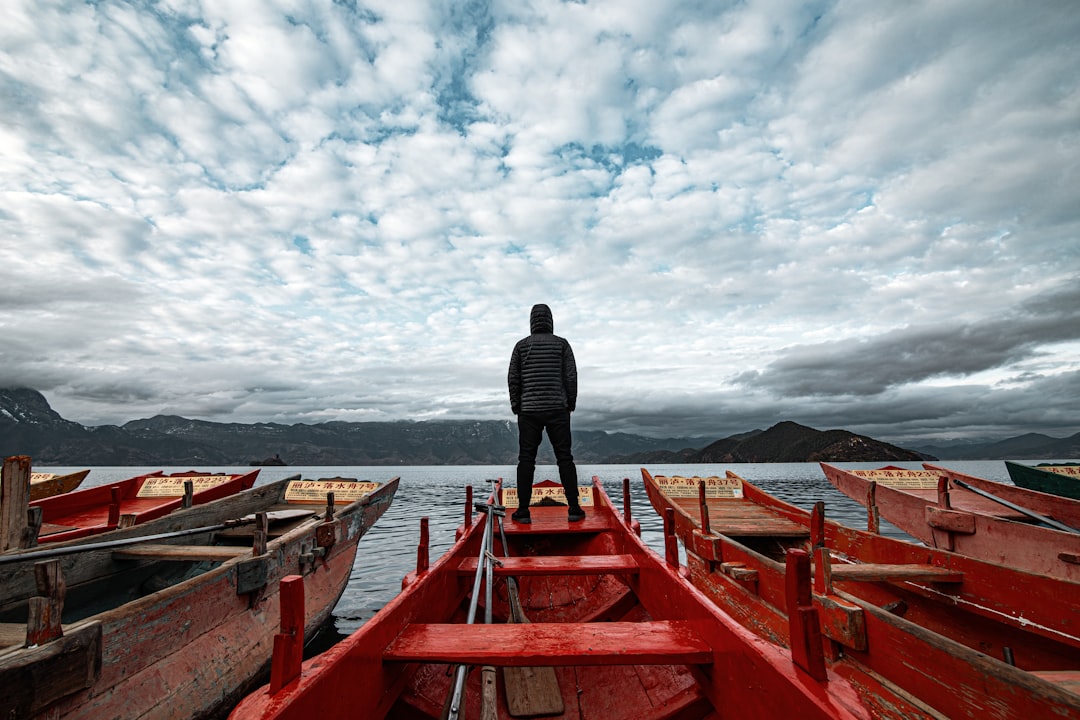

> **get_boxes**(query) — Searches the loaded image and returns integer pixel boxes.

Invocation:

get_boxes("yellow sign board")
[502,486,593,509]
[852,469,939,489]
[654,475,743,499]
[1043,466,1080,478]
[30,473,58,482]
[136,475,237,498]
[285,480,380,504]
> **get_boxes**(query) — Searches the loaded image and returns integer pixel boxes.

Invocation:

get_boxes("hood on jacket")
[530,303,554,334]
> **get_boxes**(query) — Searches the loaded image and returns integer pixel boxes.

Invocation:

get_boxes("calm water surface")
[43,460,1016,642]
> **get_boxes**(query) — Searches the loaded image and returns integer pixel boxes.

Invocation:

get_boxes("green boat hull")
[1005,460,1080,501]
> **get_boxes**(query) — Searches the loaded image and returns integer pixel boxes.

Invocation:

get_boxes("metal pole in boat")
[950,478,1080,534]
[0,518,258,566]
[447,499,495,720]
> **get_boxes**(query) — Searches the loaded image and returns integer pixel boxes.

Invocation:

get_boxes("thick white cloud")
[0,0,1077,445]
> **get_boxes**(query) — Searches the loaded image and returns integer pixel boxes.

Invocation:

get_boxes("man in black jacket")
[507,303,584,523]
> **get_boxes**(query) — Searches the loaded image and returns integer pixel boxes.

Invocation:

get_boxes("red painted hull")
[642,469,1080,718]
[26,469,261,545]
[0,475,399,720]
[927,463,1080,528]
[821,463,1080,581]
[231,477,877,720]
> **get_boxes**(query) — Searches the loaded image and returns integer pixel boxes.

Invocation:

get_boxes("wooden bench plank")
[112,544,248,562]
[503,514,615,535]
[384,621,712,666]
[457,555,639,576]
[830,563,963,583]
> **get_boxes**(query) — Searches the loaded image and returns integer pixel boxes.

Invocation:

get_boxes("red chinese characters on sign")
[655,475,743,499]
[502,486,594,509]
[851,469,938,489]
[284,480,379,504]
[136,475,234,498]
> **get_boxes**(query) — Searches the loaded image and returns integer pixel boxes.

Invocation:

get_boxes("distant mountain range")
[909,433,1080,461]
[10,386,1069,466]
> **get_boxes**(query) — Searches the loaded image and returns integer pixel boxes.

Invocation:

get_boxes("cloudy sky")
[1,0,1078,446]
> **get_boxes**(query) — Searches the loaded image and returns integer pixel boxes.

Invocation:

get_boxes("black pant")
[516,410,579,509]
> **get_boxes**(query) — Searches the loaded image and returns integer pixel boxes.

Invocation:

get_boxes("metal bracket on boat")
[474,502,505,517]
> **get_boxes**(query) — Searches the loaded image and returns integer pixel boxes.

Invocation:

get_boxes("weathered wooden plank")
[1,456,32,552]
[111,543,247,561]
[830,563,964,583]
[457,554,639,576]
[0,621,102,718]
[384,621,713,666]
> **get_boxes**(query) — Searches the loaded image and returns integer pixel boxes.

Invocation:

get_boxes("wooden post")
[253,512,268,556]
[936,475,951,509]
[324,492,336,522]
[416,517,430,575]
[107,487,122,527]
[269,575,305,694]
[465,485,473,529]
[866,481,880,534]
[810,502,832,595]
[26,559,65,646]
[664,508,679,569]
[182,480,194,509]
[698,480,711,535]
[25,506,43,549]
[785,549,828,681]
[1,456,32,552]
[623,477,632,526]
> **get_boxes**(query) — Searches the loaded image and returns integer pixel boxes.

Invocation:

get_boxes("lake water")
[40,459,1017,644]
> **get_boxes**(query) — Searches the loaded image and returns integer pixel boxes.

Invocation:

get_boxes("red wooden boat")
[821,463,1080,581]
[1006,461,1080,501]
[230,477,877,720]
[0,474,399,720]
[926,463,1080,531]
[29,469,90,502]
[24,469,261,546]
[642,469,1080,718]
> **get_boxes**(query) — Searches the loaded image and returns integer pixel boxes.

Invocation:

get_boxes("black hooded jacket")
[508,304,578,415]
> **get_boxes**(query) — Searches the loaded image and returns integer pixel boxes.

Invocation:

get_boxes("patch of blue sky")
[292,236,313,255]
[432,1,495,133]
[555,142,662,176]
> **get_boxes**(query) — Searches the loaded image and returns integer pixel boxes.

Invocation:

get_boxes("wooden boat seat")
[830,563,963,583]
[384,620,712,666]
[457,554,640,576]
[685,499,809,537]
[112,544,251,562]
[502,513,616,535]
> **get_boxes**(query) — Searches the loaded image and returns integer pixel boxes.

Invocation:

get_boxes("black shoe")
[511,509,531,525]
[568,506,586,522]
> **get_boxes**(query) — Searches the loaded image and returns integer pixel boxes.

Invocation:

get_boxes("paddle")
[951,478,1080,534]
[0,517,257,565]
[495,511,564,718]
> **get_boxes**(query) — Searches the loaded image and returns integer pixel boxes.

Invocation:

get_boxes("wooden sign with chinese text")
[654,475,743,499]
[136,475,236,498]
[1042,466,1080,478]
[502,486,594,509]
[285,480,380,504]
[851,469,939,489]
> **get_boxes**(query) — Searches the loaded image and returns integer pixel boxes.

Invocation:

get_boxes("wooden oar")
[951,478,1080,534]
[0,517,256,565]
[496,513,564,718]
